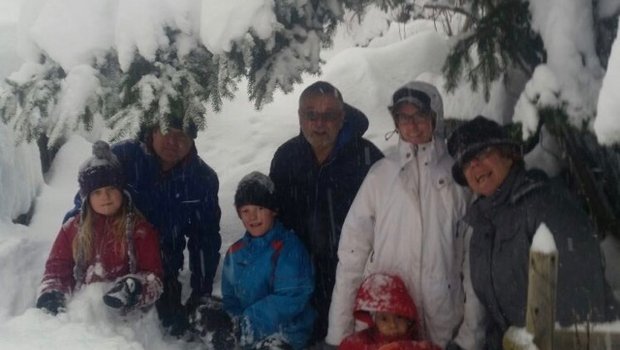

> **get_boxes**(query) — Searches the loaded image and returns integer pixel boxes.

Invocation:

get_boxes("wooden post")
[526,224,558,350]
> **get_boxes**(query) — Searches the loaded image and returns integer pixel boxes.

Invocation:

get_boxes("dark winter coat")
[269,104,383,339]
[67,140,222,298]
[463,166,617,349]
[112,141,220,296]
[222,221,315,350]
[40,212,163,309]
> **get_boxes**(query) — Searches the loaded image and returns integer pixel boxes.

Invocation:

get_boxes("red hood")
[353,273,418,328]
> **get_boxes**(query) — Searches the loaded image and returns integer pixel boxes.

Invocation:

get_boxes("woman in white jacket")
[326,81,474,348]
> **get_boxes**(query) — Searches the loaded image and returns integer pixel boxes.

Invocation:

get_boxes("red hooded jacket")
[40,212,163,308]
[339,273,441,350]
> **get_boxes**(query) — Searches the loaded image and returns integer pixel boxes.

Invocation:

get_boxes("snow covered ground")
[1,1,620,349]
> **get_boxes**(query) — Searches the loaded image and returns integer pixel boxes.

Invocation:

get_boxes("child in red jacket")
[339,273,440,350]
[36,141,163,315]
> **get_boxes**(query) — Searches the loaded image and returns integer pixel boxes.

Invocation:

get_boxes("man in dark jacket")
[66,101,221,336]
[269,81,383,345]
[446,116,618,350]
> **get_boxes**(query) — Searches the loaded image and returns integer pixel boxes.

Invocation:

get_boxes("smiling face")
[89,186,123,216]
[298,94,345,162]
[151,127,194,171]
[374,312,412,339]
[238,204,277,237]
[393,102,434,145]
[463,147,514,197]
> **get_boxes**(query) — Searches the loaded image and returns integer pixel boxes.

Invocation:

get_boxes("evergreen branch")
[423,3,479,23]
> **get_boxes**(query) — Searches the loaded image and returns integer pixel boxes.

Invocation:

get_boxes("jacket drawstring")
[73,226,86,291]
[73,202,87,290]
[126,210,137,274]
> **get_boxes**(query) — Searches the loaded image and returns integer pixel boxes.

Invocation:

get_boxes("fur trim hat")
[447,116,521,186]
[78,141,124,198]
[353,273,418,327]
[234,171,277,211]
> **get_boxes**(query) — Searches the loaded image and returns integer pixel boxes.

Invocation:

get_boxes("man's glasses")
[394,111,431,125]
[301,110,342,122]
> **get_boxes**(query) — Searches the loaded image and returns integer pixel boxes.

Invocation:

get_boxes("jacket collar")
[242,221,284,246]
[396,137,441,168]
[474,166,546,213]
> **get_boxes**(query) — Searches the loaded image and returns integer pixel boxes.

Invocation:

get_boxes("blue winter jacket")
[222,221,315,349]
[67,140,221,297]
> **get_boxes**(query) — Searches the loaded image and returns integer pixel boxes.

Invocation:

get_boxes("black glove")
[156,277,188,337]
[253,334,293,350]
[445,340,464,350]
[189,296,236,348]
[103,276,142,309]
[190,296,231,333]
[36,290,65,315]
[185,293,210,318]
[235,315,254,347]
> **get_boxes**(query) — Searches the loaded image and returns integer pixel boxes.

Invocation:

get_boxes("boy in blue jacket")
[192,171,315,349]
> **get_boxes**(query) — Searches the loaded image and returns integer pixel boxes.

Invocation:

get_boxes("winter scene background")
[1,0,620,349]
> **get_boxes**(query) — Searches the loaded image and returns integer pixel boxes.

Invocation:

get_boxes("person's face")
[89,186,123,216]
[151,127,194,171]
[463,147,514,197]
[298,94,345,155]
[375,312,412,339]
[238,205,277,237]
[393,103,434,145]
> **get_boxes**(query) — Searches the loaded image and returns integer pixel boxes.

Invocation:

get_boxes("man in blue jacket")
[66,100,221,336]
[270,81,383,346]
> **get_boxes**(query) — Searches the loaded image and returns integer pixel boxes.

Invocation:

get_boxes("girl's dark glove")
[36,290,66,315]
[103,276,142,309]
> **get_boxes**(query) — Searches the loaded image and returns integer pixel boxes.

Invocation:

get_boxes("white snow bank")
[0,284,197,350]
[513,65,562,140]
[199,0,276,54]
[0,121,43,222]
[529,0,604,124]
[595,17,620,145]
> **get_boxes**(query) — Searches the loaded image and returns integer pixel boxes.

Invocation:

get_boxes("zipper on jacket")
[413,144,429,339]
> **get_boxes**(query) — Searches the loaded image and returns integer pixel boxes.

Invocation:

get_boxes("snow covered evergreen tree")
[0,0,366,169]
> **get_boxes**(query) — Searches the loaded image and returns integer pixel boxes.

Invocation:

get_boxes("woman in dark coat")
[446,116,618,350]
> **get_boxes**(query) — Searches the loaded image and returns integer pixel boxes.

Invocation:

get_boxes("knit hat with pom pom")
[78,141,124,198]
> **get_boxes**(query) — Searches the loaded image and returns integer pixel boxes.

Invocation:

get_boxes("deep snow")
[2,0,620,349]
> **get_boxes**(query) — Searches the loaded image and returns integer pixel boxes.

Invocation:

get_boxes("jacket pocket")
[424,276,464,343]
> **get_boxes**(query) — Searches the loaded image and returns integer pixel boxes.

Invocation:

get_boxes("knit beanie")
[78,141,124,198]
[234,171,278,211]
[447,115,521,186]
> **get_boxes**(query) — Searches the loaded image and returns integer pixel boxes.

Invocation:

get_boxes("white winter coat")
[326,136,471,347]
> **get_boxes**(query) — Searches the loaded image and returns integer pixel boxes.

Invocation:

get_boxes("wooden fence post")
[524,223,559,350]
